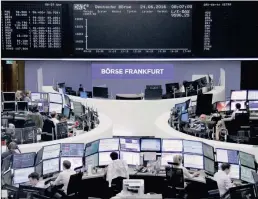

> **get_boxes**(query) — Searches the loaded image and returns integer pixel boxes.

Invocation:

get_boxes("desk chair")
[110,177,125,197]
[66,172,83,198]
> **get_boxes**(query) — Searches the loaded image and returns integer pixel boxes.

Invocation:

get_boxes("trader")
[106,152,129,189]
[27,105,44,132]
[214,163,233,196]
[1,142,19,160]
[28,172,45,188]
[53,160,76,194]
[78,84,84,93]
[23,91,32,102]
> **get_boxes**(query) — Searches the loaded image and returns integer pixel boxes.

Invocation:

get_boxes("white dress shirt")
[214,170,233,196]
[106,159,129,187]
[53,169,76,194]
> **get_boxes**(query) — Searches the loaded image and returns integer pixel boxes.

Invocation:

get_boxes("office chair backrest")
[165,167,184,188]
[235,112,249,125]
[67,172,83,195]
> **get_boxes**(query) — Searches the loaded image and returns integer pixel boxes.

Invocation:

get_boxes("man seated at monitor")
[28,172,45,188]
[106,152,129,188]
[53,160,76,194]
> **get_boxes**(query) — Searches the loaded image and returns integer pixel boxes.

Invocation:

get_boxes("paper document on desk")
[143,152,156,161]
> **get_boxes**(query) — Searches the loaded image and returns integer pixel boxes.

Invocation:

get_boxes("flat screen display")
[13,167,35,184]
[216,149,239,164]
[218,163,240,179]
[241,166,255,183]
[248,91,258,100]
[42,144,61,160]
[120,151,140,165]
[204,157,215,174]
[42,158,60,175]
[181,112,189,123]
[60,157,82,171]
[230,101,246,110]
[161,153,182,166]
[85,153,99,168]
[49,103,63,114]
[248,101,258,111]
[63,106,70,118]
[175,102,186,112]
[203,143,214,160]
[140,138,161,152]
[3,102,16,111]
[216,101,230,112]
[99,138,119,152]
[61,143,84,157]
[49,93,63,104]
[183,154,203,169]
[31,93,41,101]
[80,92,88,98]
[12,153,36,169]
[162,139,183,152]
[239,151,255,169]
[231,90,247,100]
[85,140,99,156]
[119,138,140,152]
[99,151,119,166]
[17,101,28,111]
[3,92,16,101]
[183,140,203,155]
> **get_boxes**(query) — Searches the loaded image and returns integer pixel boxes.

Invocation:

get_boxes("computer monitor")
[175,102,186,112]
[31,93,41,101]
[60,157,82,171]
[239,151,255,169]
[85,153,99,168]
[99,151,119,166]
[216,101,230,112]
[140,138,161,152]
[93,87,108,98]
[161,153,182,166]
[56,122,68,139]
[248,90,258,100]
[162,139,183,152]
[252,171,258,191]
[42,144,61,160]
[13,167,35,184]
[218,163,240,179]
[120,151,140,166]
[80,91,88,98]
[181,112,189,123]
[183,140,203,155]
[240,166,255,183]
[98,138,119,152]
[165,83,180,93]
[49,93,62,104]
[12,153,36,169]
[35,162,43,177]
[42,158,60,176]
[196,94,213,116]
[203,143,214,160]
[119,138,140,152]
[49,103,62,114]
[63,106,70,118]
[183,154,204,169]
[61,143,84,157]
[85,140,99,156]
[231,90,247,101]
[230,101,246,110]
[248,101,258,111]
[2,170,12,185]
[72,101,84,116]
[216,149,239,164]
[3,102,16,111]
[35,148,43,165]
[204,157,215,175]
[17,101,28,111]
[3,92,16,101]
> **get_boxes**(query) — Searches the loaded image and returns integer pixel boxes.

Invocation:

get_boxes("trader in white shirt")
[106,152,129,188]
[28,172,45,188]
[214,163,233,196]
[53,160,76,194]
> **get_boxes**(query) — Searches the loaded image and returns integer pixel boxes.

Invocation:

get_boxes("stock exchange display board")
[1,1,258,59]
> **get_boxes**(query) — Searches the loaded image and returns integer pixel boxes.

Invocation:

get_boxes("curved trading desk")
[10,113,113,153]
[155,112,258,160]
[68,86,225,137]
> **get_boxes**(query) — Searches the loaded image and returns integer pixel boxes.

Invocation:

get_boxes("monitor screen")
[31,93,41,101]
[218,163,240,179]
[230,101,246,110]
[12,153,36,169]
[3,92,16,101]
[140,138,161,152]
[17,102,28,111]
[49,103,63,114]
[42,144,60,160]
[203,143,214,160]
[60,157,82,171]
[85,140,99,156]
[42,158,60,175]
[13,167,35,184]
[35,162,43,177]
[63,106,70,118]
[241,166,255,183]
[72,101,84,115]
[61,143,84,157]
[120,138,140,152]
[239,151,255,169]
[181,112,189,123]
[120,151,140,166]
[35,148,43,165]
[162,139,183,152]
[49,93,62,104]
[248,101,258,111]
[183,154,204,169]
[216,101,230,112]
[80,91,88,98]
[248,90,258,100]
[216,149,239,164]
[99,151,119,166]
[98,138,119,152]
[204,157,215,174]
[161,153,182,166]
[175,102,186,112]
[3,102,16,111]
[231,90,247,100]
[183,140,203,155]
[85,153,99,168]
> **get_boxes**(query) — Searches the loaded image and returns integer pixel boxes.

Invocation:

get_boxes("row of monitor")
[215,100,258,112]
[231,90,258,101]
